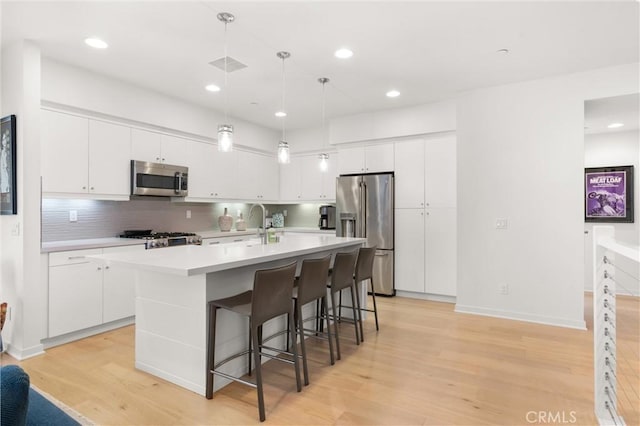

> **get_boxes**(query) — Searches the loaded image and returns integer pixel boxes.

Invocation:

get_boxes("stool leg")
[206,304,217,399]
[353,280,364,342]
[349,283,361,345]
[322,296,335,365]
[289,310,302,392]
[370,278,379,331]
[248,321,252,376]
[295,300,309,386]
[251,323,266,422]
[330,290,341,360]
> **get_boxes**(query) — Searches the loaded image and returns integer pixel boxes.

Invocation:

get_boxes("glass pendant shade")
[319,153,329,172]
[217,124,233,152]
[278,140,290,164]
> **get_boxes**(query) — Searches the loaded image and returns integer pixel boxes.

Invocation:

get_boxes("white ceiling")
[585,93,640,135]
[2,1,639,131]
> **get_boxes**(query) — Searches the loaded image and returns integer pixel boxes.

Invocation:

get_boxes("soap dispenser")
[236,211,247,231]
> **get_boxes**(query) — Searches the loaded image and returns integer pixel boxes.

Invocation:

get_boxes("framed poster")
[585,165,634,223]
[1,115,17,215]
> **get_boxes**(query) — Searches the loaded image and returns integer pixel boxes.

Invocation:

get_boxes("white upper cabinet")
[394,139,425,209]
[425,134,456,208]
[131,129,189,166]
[88,120,131,196]
[337,143,394,175]
[337,146,365,174]
[41,110,130,198]
[279,153,338,202]
[41,110,89,194]
[131,128,161,163]
[279,159,302,201]
[188,141,238,200]
[236,151,278,201]
[365,143,394,173]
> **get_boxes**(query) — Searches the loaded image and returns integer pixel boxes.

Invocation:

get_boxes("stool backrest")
[355,246,376,283]
[297,254,331,305]
[331,250,358,292]
[252,261,297,325]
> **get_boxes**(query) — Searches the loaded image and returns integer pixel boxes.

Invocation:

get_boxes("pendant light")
[217,12,234,152]
[318,77,330,172]
[277,51,291,164]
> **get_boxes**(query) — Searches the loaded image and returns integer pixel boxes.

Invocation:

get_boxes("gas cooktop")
[119,230,202,249]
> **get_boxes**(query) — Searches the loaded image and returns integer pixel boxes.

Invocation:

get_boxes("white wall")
[41,59,279,152]
[329,100,456,145]
[0,40,46,359]
[456,63,639,329]
[584,129,639,294]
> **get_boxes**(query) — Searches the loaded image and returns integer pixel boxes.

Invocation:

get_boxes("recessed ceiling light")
[85,38,108,49]
[607,122,624,129]
[205,84,221,92]
[334,48,353,59]
[497,48,510,54]
[275,111,287,118]
[386,90,400,98]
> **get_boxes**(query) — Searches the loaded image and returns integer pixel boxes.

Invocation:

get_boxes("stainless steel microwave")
[131,160,188,197]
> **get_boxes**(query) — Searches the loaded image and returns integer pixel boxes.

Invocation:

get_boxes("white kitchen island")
[96,235,365,396]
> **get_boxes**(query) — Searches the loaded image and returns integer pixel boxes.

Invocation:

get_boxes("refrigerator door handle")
[374,251,390,256]
[360,180,367,238]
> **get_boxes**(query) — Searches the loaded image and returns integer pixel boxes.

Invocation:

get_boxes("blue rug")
[26,387,81,426]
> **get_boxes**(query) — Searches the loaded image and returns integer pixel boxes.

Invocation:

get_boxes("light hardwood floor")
[2,294,638,425]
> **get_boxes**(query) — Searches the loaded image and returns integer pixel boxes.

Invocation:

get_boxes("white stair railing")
[593,226,639,426]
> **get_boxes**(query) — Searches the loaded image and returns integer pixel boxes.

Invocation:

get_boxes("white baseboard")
[42,317,134,349]
[395,290,456,304]
[454,304,587,330]
[5,343,46,360]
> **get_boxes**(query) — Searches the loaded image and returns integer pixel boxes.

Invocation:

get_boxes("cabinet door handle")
[82,186,86,190]
[97,267,102,271]
[209,241,220,245]
[233,239,244,242]
[67,256,85,260]
[105,266,110,270]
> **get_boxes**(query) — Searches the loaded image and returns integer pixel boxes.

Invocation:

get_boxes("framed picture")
[585,165,634,223]
[1,115,17,215]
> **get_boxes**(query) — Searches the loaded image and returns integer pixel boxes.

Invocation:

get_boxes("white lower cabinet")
[103,245,146,322]
[425,208,457,296]
[48,245,144,338]
[394,209,425,292]
[394,207,457,297]
[49,249,103,337]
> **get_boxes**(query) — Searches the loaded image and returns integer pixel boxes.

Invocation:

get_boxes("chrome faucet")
[249,203,267,245]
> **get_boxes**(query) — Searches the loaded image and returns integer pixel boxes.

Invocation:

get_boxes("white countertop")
[42,227,335,253]
[94,235,365,277]
[41,237,144,253]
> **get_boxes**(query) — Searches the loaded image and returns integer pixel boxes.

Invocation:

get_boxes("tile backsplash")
[41,198,330,242]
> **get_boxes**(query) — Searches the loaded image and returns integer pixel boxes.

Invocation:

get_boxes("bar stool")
[354,246,379,335]
[328,250,360,360]
[292,254,333,385]
[205,262,301,422]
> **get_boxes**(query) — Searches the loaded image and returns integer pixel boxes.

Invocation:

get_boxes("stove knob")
[149,241,156,248]
[162,240,169,247]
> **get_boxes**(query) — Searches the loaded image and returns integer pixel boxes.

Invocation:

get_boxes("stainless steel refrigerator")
[336,173,394,296]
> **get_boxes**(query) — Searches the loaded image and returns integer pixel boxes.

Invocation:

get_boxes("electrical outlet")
[186,210,191,219]
[283,209,287,217]
[495,218,508,229]
[69,210,78,222]
[11,223,20,236]
[499,284,509,295]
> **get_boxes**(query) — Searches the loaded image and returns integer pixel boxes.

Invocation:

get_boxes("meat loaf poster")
[585,166,634,223]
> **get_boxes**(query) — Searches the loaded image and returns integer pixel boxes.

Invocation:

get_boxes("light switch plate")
[186,210,191,219]
[69,210,78,222]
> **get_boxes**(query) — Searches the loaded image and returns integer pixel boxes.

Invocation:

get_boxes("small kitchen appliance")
[120,230,202,249]
[318,205,336,229]
[131,160,189,197]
